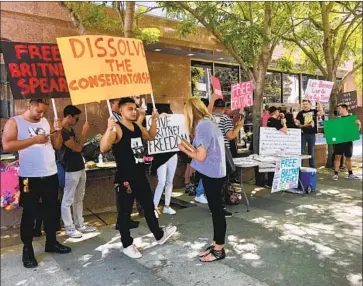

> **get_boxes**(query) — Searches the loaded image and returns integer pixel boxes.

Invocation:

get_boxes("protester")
[152,107,178,216]
[262,105,270,127]
[332,104,361,181]
[100,97,177,259]
[285,112,300,129]
[59,105,97,238]
[110,98,141,229]
[264,106,288,187]
[296,100,324,168]
[2,99,71,268]
[178,97,227,263]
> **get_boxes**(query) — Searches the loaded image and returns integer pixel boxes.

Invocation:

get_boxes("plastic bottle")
[98,153,103,165]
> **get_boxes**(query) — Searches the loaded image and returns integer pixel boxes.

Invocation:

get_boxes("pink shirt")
[262,111,270,127]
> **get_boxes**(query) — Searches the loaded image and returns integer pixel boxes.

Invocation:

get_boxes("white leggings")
[153,154,178,208]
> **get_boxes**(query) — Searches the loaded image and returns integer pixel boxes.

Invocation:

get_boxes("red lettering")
[108,38,117,57]
[28,45,42,60]
[58,78,68,92]
[48,78,60,93]
[88,75,99,88]
[69,39,85,58]
[105,74,112,86]
[95,37,107,57]
[110,74,118,85]
[117,39,126,55]
[122,74,129,84]
[39,78,48,94]
[28,77,40,94]
[51,45,61,61]
[98,74,106,87]
[17,79,30,95]
[86,38,94,58]
[126,41,134,56]
[20,63,32,77]
[8,63,21,77]
[69,80,79,91]
[40,45,52,61]
[105,59,115,72]
[14,45,28,60]
[58,63,65,76]
[37,63,48,77]
[132,41,140,56]
[79,78,89,89]
[125,59,133,72]
[48,64,60,76]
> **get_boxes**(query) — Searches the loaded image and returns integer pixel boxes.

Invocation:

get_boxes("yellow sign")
[56,36,152,105]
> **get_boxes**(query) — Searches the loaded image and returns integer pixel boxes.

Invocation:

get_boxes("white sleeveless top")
[13,116,57,177]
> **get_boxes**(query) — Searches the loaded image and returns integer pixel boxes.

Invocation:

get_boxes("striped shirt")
[212,112,234,148]
[112,111,121,123]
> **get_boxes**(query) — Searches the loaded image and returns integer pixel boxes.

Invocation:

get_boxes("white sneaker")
[157,225,177,245]
[78,225,97,233]
[65,227,83,238]
[195,194,208,204]
[123,244,142,259]
[154,209,159,219]
[163,206,176,215]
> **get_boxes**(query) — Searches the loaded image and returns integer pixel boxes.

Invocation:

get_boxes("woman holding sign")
[151,107,178,216]
[178,97,227,263]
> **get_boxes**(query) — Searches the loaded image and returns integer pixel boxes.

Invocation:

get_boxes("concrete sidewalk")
[1,168,362,286]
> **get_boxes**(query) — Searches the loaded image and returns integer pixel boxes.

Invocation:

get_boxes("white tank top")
[13,116,57,177]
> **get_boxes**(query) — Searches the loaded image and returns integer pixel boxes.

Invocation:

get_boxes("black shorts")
[334,141,353,158]
[179,151,192,164]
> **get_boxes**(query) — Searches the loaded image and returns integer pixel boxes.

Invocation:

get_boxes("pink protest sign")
[304,79,334,103]
[231,81,253,110]
[211,75,223,98]
[1,161,20,211]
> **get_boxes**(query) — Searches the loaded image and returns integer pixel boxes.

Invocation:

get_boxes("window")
[214,64,239,103]
[0,53,14,118]
[282,73,299,103]
[191,61,213,99]
[263,71,282,103]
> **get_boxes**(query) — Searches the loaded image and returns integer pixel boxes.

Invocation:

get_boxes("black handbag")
[225,146,236,175]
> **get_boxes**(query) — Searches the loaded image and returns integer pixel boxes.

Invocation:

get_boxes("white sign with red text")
[304,79,334,103]
[231,81,253,111]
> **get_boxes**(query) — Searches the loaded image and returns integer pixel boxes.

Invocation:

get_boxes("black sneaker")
[45,241,71,254]
[129,219,140,229]
[22,245,38,268]
[223,209,233,218]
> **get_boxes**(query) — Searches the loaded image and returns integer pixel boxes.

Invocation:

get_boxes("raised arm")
[100,118,121,153]
[208,92,217,114]
[50,119,63,150]
[316,100,324,116]
[139,110,159,141]
[2,118,48,152]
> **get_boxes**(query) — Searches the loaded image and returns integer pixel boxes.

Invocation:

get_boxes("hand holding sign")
[107,117,117,132]
[53,119,62,132]
[81,122,90,137]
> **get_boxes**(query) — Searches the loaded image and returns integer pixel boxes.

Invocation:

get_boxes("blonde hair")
[184,97,212,135]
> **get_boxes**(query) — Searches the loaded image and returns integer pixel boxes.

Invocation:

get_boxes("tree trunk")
[326,83,339,168]
[124,2,135,38]
[252,82,264,154]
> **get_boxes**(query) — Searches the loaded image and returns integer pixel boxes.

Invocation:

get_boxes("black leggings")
[199,173,226,245]
[115,175,163,248]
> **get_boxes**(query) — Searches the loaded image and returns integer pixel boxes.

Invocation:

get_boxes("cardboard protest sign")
[56,36,152,105]
[324,115,360,144]
[259,127,301,156]
[0,41,70,99]
[231,81,253,110]
[304,79,334,102]
[272,158,301,193]
[337,90,358,111]
[211,75,223,98]
[146,114,189,155]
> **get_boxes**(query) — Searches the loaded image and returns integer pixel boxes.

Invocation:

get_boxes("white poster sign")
[146,114,190,155]
[259,127,301,156]
[304,79,334,103]
[272,158,301,193]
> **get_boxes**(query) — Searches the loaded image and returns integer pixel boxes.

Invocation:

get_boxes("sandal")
[199,248,226,263]
[198,245,214,257]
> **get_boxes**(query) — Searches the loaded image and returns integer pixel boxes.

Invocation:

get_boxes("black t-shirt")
[296,109,318,134]
[267,117,283,130]
[112,122,145,181]
[60,128,85,172]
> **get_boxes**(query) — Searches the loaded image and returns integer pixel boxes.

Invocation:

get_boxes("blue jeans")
[195,179,205,197]
[301,133,316,168]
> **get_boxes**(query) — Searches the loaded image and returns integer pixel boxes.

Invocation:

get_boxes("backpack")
[222,182,242,205]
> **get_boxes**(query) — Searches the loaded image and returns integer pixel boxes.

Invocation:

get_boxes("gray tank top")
[13,116,57,177]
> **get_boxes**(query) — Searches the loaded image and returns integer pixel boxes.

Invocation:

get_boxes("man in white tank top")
[2,98,71,268]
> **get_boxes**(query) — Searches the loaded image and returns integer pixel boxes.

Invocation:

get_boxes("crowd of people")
[1,94,361,268]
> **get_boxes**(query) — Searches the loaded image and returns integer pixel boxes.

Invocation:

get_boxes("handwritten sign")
[259,127,301,156]
[272,158,301,193]
[211,75,223,98]
[1,41,70,99]
[231,81,253,110]
[337,90,358,111]
[146,114,189,155]
[56,36,152,105]
[304,79,334,102]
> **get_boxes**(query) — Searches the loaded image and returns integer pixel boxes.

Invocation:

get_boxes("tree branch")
[60,2,87,35]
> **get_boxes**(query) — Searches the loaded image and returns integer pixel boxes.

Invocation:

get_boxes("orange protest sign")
[56,36,152,105]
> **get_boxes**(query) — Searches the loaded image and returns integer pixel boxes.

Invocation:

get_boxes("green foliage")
[191,67,205,97]
[134,28,161,44]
